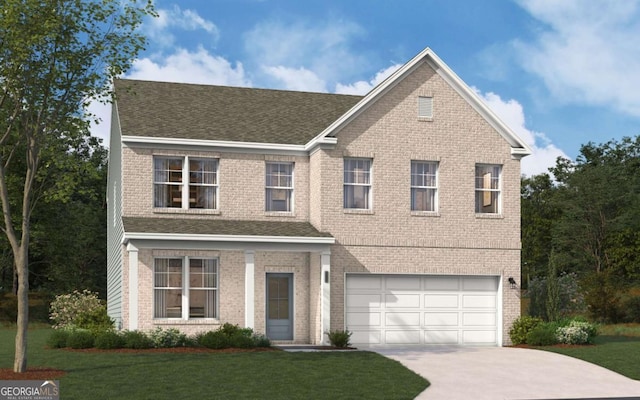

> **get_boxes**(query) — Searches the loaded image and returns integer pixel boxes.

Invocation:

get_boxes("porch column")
[244,251,255,329]
[126,243,139,330]
[320,251,331,345]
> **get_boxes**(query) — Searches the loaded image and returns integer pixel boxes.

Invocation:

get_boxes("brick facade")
[112,49,526,346]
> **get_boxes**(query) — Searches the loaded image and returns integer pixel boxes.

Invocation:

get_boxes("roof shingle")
[114,79,362,145]
[122,217,332,238]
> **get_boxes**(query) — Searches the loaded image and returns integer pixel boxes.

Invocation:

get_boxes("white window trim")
[265,162,295,214]
[410,160,439,213]
[153,257,219,320]
[475,164,502,215]
[153,156,219,211]
[343,158,373,211]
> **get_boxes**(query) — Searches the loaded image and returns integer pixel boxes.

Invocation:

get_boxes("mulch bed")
[0,367,66,380]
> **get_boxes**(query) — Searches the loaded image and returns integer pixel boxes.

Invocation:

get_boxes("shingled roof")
[122,217,333,238]
[114,79,362,145]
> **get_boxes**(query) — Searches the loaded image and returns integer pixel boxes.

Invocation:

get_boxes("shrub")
[197,330,229,349]
[509,316,543,345]
[230,332,255,348]
[556,320,598,345]
[95,331,125,349]
[252,334,271,348]
[621,296,640,323]
[46,329,70,348]
[582,271,624,323]
[327,329,352,348]
[74,306,114,334]
[526,323,558,346]
[49,290,105,329]
[122,330,153,349]
[66,329,95,349]
[149,327,189,348]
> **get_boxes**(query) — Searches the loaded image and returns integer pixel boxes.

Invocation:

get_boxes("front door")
[266,273,293,340]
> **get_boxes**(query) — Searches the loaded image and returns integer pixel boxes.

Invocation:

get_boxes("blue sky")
[96,0,640,176]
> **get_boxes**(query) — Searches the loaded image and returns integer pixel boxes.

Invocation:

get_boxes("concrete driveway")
[374,346,640,400]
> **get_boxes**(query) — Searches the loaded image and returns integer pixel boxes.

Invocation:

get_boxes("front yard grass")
[0,327,429,399]
[540,325,640,380]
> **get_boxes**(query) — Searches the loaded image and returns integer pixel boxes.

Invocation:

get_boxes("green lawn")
[540,330,640,380]
[0,327,429,400]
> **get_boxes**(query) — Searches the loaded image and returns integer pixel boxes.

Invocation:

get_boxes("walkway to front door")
[266,273,293,340]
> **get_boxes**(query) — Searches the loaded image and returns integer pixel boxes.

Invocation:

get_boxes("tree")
[0,0,154,372]
[521,173,560,287]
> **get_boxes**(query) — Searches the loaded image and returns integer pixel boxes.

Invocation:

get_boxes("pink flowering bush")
[49,290,108,330]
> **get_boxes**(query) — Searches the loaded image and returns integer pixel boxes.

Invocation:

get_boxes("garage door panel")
[425,312,458,326]
[463,330,496,344]
[385,312,420,326]
[347,312,381,327]
[424,276,459,290]
[385,294,420,308]
[425,330,459,344]
[462,277,499,291]
[425,294,458,308]
[347,275,382,290]
[347,294,381,308]
[386,330,421,344]
[351,330,381,345]
[385,276,421,290]
[462,295,496,308]
[463,312,496,327]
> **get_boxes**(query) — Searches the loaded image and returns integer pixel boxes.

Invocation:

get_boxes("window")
[475,164,501,214]
[154,258,218,319]
[344,158,372,209]
[418,96,433,119]
[411,161,438,212]
[265,162,293,212]
[154,157,218,209]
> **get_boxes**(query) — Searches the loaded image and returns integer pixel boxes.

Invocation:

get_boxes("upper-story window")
[411,161,438,212]
[265,162,294,212]
[475,164,501,214]
[418,96,433,119]
[154,156,218,209]
[344,158,372,210]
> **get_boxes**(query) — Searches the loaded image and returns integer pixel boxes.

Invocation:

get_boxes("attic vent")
[418,96,433,119]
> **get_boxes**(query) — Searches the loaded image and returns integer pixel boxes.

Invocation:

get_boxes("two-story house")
[107,47,531,346]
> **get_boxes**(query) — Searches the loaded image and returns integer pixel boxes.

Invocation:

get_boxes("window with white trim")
[475,164,501,214]
[344,158,372,209]
[411,161,438,212]
[265,162,293,212]
[154,258,218,319]
[154,156,218,209]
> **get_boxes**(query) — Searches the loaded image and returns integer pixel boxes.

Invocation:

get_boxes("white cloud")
[263,66,327,92]
[145,5,219,48]
[127,47,250,87]
[478,90,567,176]
[244,18,367,86]
[335,64,402,95]
[514,0,640,116]
[87,101,112,145]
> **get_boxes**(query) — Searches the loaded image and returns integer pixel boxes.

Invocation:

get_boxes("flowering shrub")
[149,327,190,348]
[555,320,598,345]
[49,290,105,329]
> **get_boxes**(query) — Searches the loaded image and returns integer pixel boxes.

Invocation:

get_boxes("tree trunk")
[13,245,28,372]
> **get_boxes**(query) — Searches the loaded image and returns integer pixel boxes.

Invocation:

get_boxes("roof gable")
[114,79,361,145]
[307,48,532,157]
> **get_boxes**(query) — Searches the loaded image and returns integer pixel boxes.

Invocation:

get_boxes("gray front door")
[266,273,293,340]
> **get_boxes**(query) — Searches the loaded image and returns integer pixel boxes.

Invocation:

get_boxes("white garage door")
[346,275,499,346]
